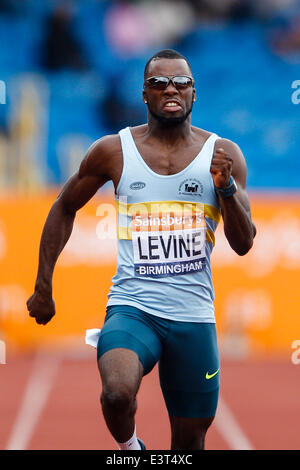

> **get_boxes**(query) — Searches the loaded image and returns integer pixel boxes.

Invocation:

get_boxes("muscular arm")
[210,139,256,256]
[34,163,106,295]
[27,135,121,324]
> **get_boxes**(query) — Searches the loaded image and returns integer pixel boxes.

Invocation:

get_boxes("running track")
[1,349,300,450]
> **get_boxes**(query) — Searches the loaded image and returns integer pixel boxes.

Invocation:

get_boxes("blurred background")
[0,0,300,451]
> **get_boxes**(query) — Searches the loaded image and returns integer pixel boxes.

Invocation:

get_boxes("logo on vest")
[130,181,146,190]
[178,178,203,196]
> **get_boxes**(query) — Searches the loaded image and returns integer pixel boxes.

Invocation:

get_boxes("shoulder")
[191,127,243,154]
[214,137,244,160]
[191,126,212,142]
[79,133,122,179]
[130,123,149,138]
[215,137,247,168]
[87,133,122,159]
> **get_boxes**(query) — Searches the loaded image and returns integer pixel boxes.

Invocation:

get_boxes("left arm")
[210,138,256,256]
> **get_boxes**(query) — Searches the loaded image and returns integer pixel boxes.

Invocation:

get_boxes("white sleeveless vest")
[107,127,222,322]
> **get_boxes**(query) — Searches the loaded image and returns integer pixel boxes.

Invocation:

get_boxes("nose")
[164,80,178,94]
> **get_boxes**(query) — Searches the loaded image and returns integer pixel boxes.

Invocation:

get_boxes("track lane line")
[214,396,255,450]
[6,351,60,450]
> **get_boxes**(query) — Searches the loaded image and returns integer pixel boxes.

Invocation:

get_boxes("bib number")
[131,211,206,278]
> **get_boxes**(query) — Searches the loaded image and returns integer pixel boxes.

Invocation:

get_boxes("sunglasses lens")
[146,77,169,89]
[173,76,193,88]
[145,76,194,90]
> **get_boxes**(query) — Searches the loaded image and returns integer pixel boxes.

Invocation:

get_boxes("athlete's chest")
[135,142,206,176]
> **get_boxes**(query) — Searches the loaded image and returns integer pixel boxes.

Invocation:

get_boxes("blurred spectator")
[103,0,154,56]
[273,19,300,53]
[41,5,87,71]
[141,0,195,46]
[99,74,145,134]
[228,1,255,21]
[266,1,300,60]
[250,0,299,20]
[187,0,240,19]
[0,0,25,15]
[104,0,194,57]
[186,0,299,22]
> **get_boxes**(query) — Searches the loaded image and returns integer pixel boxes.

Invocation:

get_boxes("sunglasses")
[144,75,194,90]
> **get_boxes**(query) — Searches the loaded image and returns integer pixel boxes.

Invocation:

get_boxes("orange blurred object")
[0,192,299,357]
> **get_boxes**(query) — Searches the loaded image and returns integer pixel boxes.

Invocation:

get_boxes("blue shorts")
[97,305,220,419]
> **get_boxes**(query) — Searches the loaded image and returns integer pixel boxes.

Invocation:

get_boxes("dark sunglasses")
[144,75,194,90]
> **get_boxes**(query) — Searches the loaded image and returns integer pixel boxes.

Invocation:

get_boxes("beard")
[147,99,194,127]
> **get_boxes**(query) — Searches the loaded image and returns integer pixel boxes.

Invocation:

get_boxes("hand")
[26,291,56,325]
[210,147,233,189]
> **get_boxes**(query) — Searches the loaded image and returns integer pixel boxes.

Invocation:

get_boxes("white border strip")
[214,396,254,450]
[6,351,60,450]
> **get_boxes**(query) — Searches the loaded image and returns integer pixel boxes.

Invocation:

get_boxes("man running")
[27,49,256,450]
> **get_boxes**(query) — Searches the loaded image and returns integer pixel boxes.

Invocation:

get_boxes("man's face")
[143,58,196,127]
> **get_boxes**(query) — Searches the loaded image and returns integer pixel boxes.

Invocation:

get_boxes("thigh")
[99,347,144,397]
[159,322,220,419]
[97,305,163,376]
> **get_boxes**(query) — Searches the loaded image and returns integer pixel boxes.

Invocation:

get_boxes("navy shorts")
[97,305,220,419]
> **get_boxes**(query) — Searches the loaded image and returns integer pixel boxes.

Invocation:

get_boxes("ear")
[142,90,148,104]
[192,88,196,103]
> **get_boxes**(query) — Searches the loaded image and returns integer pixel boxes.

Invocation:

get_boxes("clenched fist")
[210,147,233,189]
[26,291,56,325]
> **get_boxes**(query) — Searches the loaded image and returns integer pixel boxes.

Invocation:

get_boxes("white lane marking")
[6,351,60,450]
[214,396,255,450]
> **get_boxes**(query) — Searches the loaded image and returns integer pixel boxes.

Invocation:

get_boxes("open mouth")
[163,101,182,112]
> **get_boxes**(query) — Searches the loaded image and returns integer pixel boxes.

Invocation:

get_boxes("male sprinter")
[27,50,256,450]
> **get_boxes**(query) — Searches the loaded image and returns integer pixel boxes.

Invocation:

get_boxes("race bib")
[131,204,206,278]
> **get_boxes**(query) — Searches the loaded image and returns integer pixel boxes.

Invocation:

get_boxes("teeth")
[166,102,178,107]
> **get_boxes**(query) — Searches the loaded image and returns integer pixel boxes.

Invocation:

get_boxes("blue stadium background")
[0,0,299,190]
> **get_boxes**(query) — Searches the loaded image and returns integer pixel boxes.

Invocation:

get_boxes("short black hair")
[144,49,193,79]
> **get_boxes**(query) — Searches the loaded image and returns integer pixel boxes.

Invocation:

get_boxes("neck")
[146,113,192,144]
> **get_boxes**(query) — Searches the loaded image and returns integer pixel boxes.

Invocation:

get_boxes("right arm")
[27,135,121,325]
